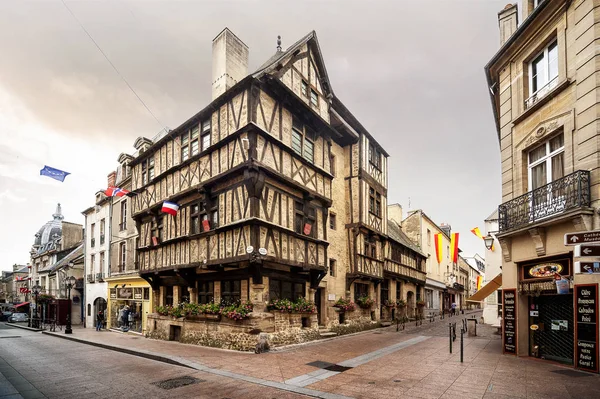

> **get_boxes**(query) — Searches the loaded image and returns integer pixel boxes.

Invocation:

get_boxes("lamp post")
[484,234,495,250]
[31,284,41,328]
[64,276,76,334]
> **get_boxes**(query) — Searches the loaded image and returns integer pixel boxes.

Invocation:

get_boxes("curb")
[41,331,195,369]
[4,322,44,332]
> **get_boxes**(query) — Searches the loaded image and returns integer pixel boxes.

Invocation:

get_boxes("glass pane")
[202,134,210,151]
[182,147,189,161]
[269,280,281,300]
[550,134,564,152]
[551,152,564,181]
[531,162,547,190]
[191,218,199,234]
[182,135,188,145]
[282,281,292,300]
[529,143,546,164]
[548,42,558,80]
[191,127,199,139]
[202,120,211,132]
[292,130,302,155]
[292,118,303,132]
[191,140,199,155]
[532,53,545,92]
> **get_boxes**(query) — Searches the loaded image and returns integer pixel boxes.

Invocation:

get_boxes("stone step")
[380,321,392,327]
[319,332,337,338]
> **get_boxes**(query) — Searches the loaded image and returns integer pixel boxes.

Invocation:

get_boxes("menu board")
[503,289,517,355]
[576,284,598,373]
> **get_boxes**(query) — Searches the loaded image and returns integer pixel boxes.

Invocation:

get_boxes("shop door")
[530,294,573,365]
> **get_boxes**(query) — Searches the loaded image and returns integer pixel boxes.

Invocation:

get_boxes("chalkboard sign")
[503,289,517,355]
[576,284,598,373]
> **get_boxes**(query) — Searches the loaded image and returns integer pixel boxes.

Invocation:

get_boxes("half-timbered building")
[129,28,393,345]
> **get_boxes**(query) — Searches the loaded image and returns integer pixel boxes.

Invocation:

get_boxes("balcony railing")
[100,234,105,245]
[525,76,558,109]
[384,260,426,283]
[499,170,590,232]
[96,272,104,282]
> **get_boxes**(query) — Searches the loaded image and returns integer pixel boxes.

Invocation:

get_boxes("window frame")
[120,200,127,231]
[364,236,376,258]
[141,156,155,185]
[369,143,382,170]
[190,198,218,235]
[354,282,369,301]
[291,118,315,164]
[329,259,336,277]
[527,132,564,190]
[197,281,214,304]
[269,278,305,301]
[368,187,382,217]
[151,216,164,243]
[301,80,308,97]
[310,88,319,107]
[180,126,199,162]
[528,40,558,98]
[329,212,336,230]
[220,280,241,305]
[294,200,316,238]
[119,241,126,273]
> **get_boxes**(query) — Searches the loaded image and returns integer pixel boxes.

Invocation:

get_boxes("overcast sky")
[0,0,506,272]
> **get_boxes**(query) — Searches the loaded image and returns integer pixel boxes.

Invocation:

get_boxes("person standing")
[96,311,104,331]
[451,302,457,316]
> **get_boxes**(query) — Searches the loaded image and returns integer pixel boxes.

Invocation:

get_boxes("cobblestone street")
[3,311,600,398]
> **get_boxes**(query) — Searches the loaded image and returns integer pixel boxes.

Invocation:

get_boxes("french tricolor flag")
[161,201,180,216]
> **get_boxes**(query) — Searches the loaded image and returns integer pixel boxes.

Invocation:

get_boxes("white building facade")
[482,210,502,325]
[82,190,111,328]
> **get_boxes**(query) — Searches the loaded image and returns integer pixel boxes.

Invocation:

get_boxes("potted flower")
[356,295,374,309]
[292,297,317,314]
[267,298,294,313]
[156,305,170,316]
[333,298,356,312]
[383,300,396,308]
[396,299,407,308]
[221,301,253,321]
[416,300,426,308]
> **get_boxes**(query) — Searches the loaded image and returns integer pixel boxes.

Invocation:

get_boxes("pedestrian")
[121,306,130,331]
[96,310,104,331]
[451,302,457,316]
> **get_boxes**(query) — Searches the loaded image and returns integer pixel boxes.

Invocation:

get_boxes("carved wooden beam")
[528,227,546,257]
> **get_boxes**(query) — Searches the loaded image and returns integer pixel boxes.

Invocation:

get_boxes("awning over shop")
[467,274,502,302]
[15,302,30,308]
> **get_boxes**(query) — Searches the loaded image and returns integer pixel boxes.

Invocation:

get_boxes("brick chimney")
[499,4,518,46]
[212,28,249,100]
[107,171,116,188]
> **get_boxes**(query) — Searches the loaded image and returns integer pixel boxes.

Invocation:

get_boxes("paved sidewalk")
[20,311,600,398]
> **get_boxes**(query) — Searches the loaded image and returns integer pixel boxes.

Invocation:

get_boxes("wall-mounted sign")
[530,310,539,317]
[530,324,539,330]
[520,258,571,282]
[575,284,599,373]
[565,230,600,246]
[574,245,600,257]
[328,294,336,301]
[575,262,600,274]
[503,289,517,355]
[551,320,568,331]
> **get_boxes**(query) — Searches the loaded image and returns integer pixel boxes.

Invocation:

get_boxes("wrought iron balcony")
[525,77,558,110]
[499,170,591,232]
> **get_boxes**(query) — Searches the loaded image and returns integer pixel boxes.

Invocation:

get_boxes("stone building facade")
[119,28,414,349]
[486,0,600,369]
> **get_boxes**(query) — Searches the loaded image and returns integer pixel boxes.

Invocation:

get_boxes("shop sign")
[522,261,570,281]
[110,290,116,299]
[503,289,517,355]
[565,230,600,246]
[575,284,599,373]
[134,293,142,300]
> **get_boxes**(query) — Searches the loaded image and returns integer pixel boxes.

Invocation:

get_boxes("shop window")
[269,279,304,301]
[198,281,214,304]
[221,280,241,305]
[165,286,173,306]
[143,288,150,300]
[354,282,369,301]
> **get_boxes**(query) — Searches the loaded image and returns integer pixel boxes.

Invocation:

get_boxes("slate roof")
[388,220,427,258]
[39,244,83,273]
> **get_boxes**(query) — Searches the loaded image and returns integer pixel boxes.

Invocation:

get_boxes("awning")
[15,302,30,308]
[467,274,502,302]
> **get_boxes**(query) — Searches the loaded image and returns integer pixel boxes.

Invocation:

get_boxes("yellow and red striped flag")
[450,233,459,263]
[476,275,483,291]
[434,233,443,264]
[471,227,483,239]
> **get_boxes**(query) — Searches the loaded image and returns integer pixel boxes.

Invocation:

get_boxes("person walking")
[96,310,104,331]
[451,302,457,316]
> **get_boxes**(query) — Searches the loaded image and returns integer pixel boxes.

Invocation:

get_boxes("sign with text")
[565,230,600,246]
[575,284,598,373]
[574,245,600,257]
[575,261,600,274]
[520,258,571,281]
[503,289,517,355]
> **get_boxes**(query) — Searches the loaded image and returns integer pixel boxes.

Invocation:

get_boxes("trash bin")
[467,318,477,337]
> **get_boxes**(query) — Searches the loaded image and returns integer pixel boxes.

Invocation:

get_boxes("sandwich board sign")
[565,230,600,246]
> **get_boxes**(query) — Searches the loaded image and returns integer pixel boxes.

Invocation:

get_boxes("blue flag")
[40,165,70,182]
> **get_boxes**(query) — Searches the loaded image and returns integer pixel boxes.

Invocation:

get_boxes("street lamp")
[31,284,41,328]
[484,233,495,250]
[64,276,76,334]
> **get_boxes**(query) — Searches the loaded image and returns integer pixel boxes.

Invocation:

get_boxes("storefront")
[106,277,152,335]
[511,256,574,365]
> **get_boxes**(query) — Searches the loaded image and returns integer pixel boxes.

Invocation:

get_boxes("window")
[369,187,381,217]
[329,212,336,230]
[354,282,369,301]
[119,242,126,272]
[330,154,336,176]
[381,280,389,304]
[528,41,558,105]
[301,80,308,97]
[100,219,105,244]
[528,133,564,190]
[427,229,431,246]
[141,157,155,185]
[90,254,95,275]
[310,89,319,107]
[165,286,173,306]
[294,201,316,238]
[120,200,127,231]
[369,144,381,170]
[329,259,336,277]
[291,118,315,163]
[269,279,304,301]
[181,126,199,162]
[396,282,402,302]
[90,223,95,247]
[391,243,402,263]
[198,281,214,304]
[99,252,105,274]
[190,198,218,234]
[151,216,163,244]
[220,280,241,304]
[364,236,376,258]
[201,120,211,151]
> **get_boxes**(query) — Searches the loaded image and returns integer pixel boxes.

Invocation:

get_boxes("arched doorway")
[407,291,415,318]
[93,297,107,327]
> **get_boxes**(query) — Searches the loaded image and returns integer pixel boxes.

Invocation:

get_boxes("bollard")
[460,328,464,363]
[452,323,457,342]
[449,323,453,354]
[396,317,399,332]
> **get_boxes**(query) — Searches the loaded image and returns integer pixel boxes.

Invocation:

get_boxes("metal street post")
[460,328,464,363]
[449,323,452,354]
[64,276,76,334]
